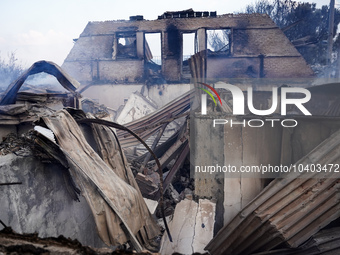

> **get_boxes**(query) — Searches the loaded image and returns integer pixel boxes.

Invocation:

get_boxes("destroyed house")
[4,10,338,255]
[62,11,314,109]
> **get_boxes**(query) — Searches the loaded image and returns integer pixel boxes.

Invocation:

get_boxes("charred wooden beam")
[0,182,22,186]
[151,133,188,172]
[139,114,171,174]
[0,219,7,228]
[136,173,159,199]
[153,142,189,201]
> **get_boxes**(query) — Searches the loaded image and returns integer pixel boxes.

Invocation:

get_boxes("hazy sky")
[0,0,334,68]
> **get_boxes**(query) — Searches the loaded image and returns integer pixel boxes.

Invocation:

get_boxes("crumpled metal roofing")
[117,89,193,148]
[251,227,340,255]
[37,109,160,250]
[0,60,79,105]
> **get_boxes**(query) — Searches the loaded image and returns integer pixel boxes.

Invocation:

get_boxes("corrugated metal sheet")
[205,128,340,255]
[252,227,340,255]
[40,109,160,250]
[0,60,79,106]
[188,51,207,80]
[117,89,193,148]
[298,227,340,255]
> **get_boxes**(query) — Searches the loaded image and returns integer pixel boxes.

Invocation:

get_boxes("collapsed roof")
[0,60,80,106]
[0,61,164,252]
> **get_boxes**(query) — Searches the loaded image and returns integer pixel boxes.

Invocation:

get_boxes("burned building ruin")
[62,10,314,110]
[1,9,340,255]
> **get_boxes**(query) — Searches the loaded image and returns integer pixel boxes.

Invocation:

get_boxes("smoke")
[0,52,68,94]
[24,73,68,92]
[0,52,24,89]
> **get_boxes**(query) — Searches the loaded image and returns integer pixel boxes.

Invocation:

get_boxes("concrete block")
[160,198,215,254]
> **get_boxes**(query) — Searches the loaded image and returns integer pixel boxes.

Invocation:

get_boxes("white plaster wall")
[81,84,143,110]
[81,83,191,111]
[144,84,191,108]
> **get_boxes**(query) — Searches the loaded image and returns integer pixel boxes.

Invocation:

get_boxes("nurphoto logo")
[198,82,312,128]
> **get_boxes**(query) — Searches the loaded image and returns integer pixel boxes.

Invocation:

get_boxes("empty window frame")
[145,33,162,65]
[182,32,196,77]
[182,32,196,61]
[207,29,231,54]
[116,32,137,58]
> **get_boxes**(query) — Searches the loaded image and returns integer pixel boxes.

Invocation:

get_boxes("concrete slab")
[160,198,215,254]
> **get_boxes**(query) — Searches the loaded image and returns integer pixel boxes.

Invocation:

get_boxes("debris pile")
[1,7,340,252]
[206,128,340,255]
[0,60,200,254]
[0,227,156,255]
[0,61,164,253]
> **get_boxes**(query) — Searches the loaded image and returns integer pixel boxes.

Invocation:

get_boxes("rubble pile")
[0,133,31,156]
[0,227,156,255]
[1,8,340,252]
